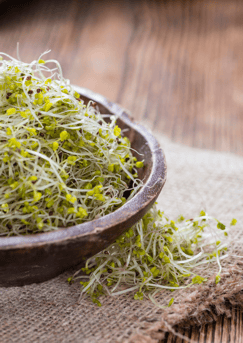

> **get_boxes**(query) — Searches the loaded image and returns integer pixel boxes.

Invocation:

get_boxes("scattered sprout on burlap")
[72,207,234,307]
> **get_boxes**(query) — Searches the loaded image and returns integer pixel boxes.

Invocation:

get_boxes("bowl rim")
[0,87,167,249]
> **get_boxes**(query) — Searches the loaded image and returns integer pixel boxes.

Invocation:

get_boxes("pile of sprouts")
[0,51,142,236]
[71,207,236,307]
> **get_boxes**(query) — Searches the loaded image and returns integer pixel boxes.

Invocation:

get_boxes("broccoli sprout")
[0,51,142,236]
[73,206,230,307]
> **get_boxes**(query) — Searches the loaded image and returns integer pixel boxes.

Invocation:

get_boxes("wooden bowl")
[0,87,167,287]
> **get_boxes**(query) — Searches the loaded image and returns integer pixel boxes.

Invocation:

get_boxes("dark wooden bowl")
[0,87,167,287]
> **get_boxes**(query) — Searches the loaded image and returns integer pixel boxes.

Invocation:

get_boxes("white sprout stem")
[111,285,139,296]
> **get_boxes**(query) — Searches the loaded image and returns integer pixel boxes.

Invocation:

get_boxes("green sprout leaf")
[217,222,226,230]
[230,218,237,226]
[168,298,174,307]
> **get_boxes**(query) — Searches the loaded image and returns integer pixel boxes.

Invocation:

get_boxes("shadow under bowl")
[0,87,167,287]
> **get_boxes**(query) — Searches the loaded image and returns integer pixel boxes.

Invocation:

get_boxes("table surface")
[1,0,243,341]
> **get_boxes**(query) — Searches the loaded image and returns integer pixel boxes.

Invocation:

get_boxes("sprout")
[74,205,230,307]
[0,52,143,236]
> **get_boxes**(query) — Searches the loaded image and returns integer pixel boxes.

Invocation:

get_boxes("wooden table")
[1,0,242,341]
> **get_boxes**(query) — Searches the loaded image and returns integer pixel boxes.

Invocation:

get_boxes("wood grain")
[0,0,243,341]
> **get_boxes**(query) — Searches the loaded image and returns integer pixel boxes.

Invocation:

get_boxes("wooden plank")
[1,0,243,154]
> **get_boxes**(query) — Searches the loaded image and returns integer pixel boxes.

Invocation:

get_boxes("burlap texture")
[1,132,243,343]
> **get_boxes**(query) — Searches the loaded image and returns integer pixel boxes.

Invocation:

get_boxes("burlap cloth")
[1,132,243,343]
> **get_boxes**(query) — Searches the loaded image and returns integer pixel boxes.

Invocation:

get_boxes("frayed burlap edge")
[126,261,243,343]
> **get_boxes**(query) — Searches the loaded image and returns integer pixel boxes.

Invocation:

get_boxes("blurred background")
[1,0,243,156]
[1,0,243,341]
